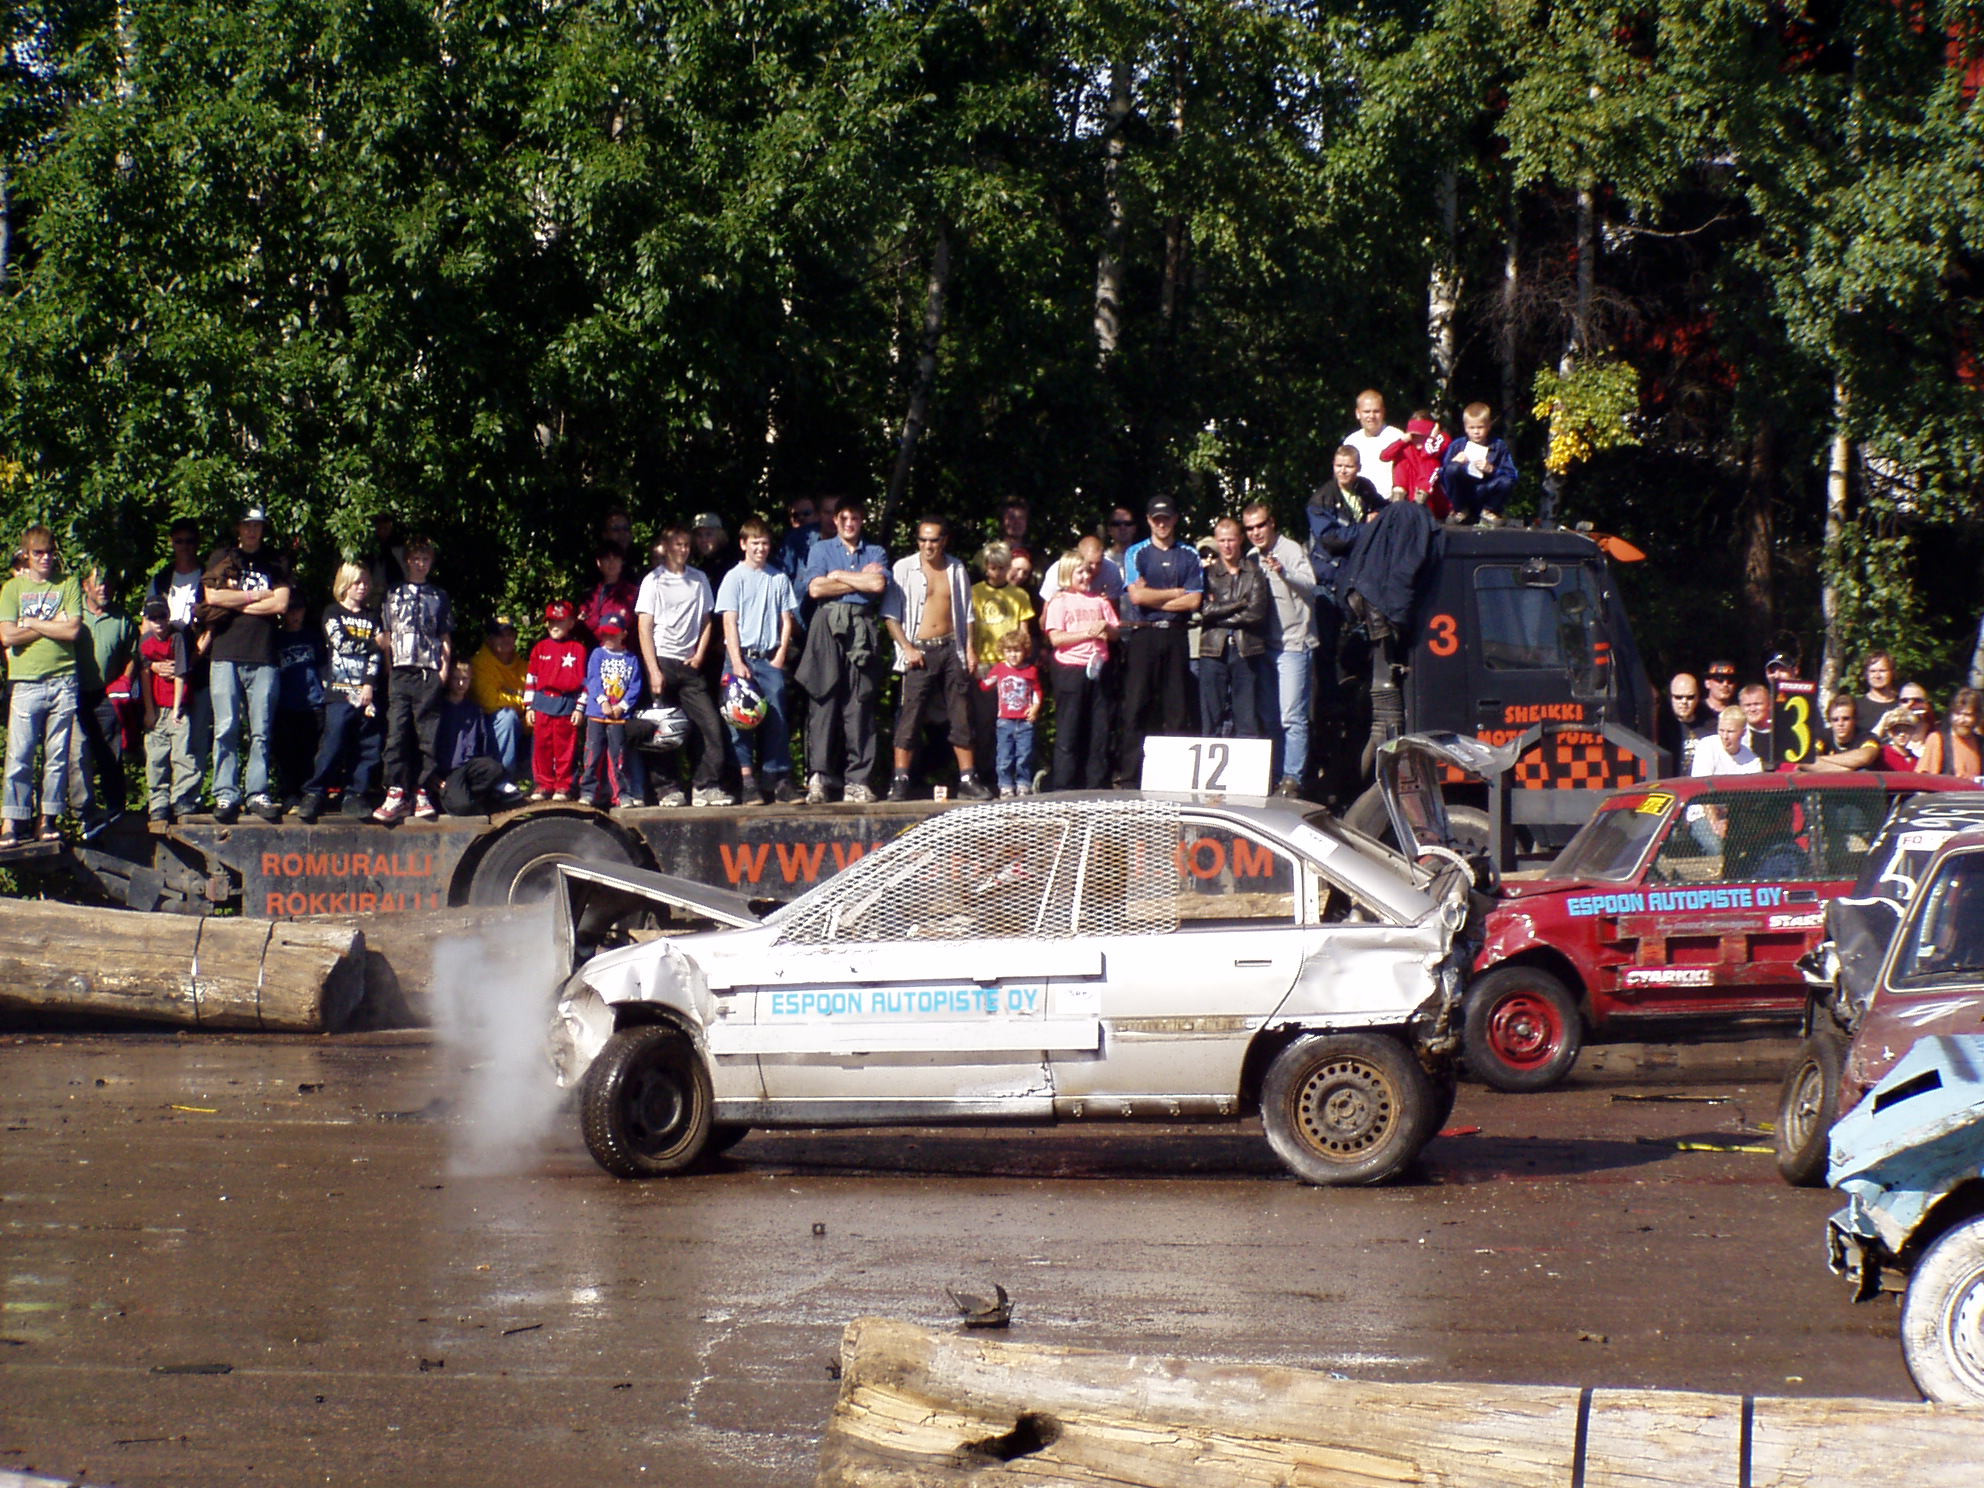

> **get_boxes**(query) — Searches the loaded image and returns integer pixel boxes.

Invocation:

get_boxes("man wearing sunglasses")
[1702,660,1739,716]
[1661,671,1715,773]
[0,526,83,845]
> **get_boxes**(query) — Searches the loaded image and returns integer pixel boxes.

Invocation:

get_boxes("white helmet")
[636,705,689,752]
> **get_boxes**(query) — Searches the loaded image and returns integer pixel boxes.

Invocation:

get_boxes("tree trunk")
[0,165,11,288]
[820,1316,1984,1488]
[1499,189,1519,439]
[0,900,366,1031]
[1820,384,1852,698]
[1744,419,1781,664]
[1538,186,1596,527]
[881,223,951,531]
[1093,61,1130,365]
[1427,167,1461,416]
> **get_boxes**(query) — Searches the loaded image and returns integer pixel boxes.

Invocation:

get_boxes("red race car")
[1435,768,1981,1090]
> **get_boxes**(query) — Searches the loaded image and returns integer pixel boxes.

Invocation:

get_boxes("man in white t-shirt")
[1343,389,1406,499]
[1688,705,1763,850]
[635,525,733,806]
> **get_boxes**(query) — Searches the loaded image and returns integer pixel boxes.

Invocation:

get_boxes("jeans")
[68,688,127,815]
[488,706,525,781]
[1196,637,1257,739]
[210,659,278,805]
[1256,645,1313,783]
[4,674,78,825]
[305,695,383,797]
[727,657,792,778]
[145,691,214,818]
[994,718,1035,790]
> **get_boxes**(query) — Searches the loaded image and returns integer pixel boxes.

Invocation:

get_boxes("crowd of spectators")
[3,389,1981,841]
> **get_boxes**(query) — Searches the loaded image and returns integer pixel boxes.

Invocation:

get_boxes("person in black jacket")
[1195,518,1270,738]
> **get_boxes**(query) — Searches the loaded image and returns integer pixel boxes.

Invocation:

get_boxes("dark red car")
[1456,771,1981,1090]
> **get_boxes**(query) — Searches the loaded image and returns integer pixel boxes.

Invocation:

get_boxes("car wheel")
[1463,965,1583,1092]
[1900,1216,1984,1404]
[709,1123,751,1155]
[1343,787,1492,858]
[578,1024,714,1179]
[1774,1031,1845,1187]
[1260,1033,1432,1186]
[468,814,640,907]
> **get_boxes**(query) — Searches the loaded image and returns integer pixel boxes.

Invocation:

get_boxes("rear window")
[1547,796,1670,882]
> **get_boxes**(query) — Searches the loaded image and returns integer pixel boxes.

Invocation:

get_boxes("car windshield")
[1889,851,1984,989]
[1856,804,1984,902]
[1544,795,1670,882]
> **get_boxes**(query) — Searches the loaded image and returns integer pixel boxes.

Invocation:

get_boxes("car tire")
[709,1123,751,1155]
[1900,1215,1984,1404]
[1774,1031,1845,1187]
[1463,965,1583,1092]
[468,814,640,907]
[578,1024,714,1179]
[1260,1032,1432,1186]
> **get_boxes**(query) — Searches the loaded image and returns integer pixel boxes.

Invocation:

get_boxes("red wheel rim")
[1485,991,1565,1070]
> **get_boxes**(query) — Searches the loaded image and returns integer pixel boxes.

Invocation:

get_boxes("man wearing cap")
[796,496,890,802]
[1116,496,1203,786]
[634,524,732,807]
[690,512,737,590]
[201,507,293,822]
[469,616,530,785]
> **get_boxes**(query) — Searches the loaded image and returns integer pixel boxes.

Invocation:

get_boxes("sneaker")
[553,790,576,802]
[805,773,829,805]
[371,788,409,824]
[843,782,875,804]
[296,792,326,824]
[615,795,641,809]
[495,781,527,803]
[955,772,993,801]
[530,789,551,802]
[413,790,438,820]
[1275,776,1303,799]
[692,786,736,807]
[1480,511,1504,527]
[886,774,913,803]
[771,775,801,804]
[656,786,687,808]
[1017,782,1035,796]
[247,792,284,823]
[213,799,241,825]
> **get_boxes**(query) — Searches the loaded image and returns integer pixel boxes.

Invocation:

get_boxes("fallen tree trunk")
[819,1316,1984,1488]
[0,899,365,1032]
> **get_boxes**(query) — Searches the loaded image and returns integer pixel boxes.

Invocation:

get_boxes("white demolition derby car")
[547,782,1484,1186]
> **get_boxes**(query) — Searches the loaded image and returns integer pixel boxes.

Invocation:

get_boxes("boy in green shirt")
[0,525,84,843]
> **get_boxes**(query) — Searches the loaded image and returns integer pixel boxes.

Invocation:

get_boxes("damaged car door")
[726,807,1103,1122]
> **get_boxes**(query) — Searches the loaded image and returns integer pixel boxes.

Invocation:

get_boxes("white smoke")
[427,906,568,1176]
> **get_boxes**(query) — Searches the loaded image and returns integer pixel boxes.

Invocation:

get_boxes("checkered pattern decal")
[1441,734,1649,790]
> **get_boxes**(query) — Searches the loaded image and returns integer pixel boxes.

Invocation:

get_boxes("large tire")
[1463,965,1584,1092]
[709,1123,752,1155]
[578,1024,714,1179]
[468,813,640,907]
[1775,1031,1845,1187]
[1260,1032,1433,1186]
[1900,1216,1984,1404]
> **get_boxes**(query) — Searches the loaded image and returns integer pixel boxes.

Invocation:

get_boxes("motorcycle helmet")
[722,672,769,730]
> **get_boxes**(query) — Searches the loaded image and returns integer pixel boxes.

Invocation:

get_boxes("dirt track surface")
[0,1030,1908,1487]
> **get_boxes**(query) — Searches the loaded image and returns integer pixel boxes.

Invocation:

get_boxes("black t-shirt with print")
[205,545,292,669]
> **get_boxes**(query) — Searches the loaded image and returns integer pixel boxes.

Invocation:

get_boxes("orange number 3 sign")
[1426,613,1459,657]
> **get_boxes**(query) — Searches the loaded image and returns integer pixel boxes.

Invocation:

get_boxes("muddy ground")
[0,1030,1907,1487]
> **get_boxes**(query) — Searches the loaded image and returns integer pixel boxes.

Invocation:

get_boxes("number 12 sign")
[1139,736,1273,796]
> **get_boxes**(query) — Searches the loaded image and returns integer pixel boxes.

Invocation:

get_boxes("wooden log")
[0,899,365,1032]
[818,1316,1984,1488]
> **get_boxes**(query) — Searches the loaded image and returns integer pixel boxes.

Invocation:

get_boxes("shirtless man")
[883,517,992,801]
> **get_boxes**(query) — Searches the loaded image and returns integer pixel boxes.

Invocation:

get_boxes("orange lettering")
[776,841,828,882]
[1231,838,1276,879]
[718,843,772,884]
[265,893,286,915]
[830,841,871,869]
[262,853,281,876]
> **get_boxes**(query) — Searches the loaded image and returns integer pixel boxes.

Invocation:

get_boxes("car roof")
[888,791,1440,925]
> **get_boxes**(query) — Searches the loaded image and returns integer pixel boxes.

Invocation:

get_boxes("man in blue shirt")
[1116,496,1203,786]
[796,496,890,803]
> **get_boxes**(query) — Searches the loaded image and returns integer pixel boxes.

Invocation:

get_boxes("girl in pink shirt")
[1040,549,1121,790]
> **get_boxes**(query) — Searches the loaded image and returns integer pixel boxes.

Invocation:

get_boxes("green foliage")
[1532,356,1640,476]
[0,0,1979,677]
